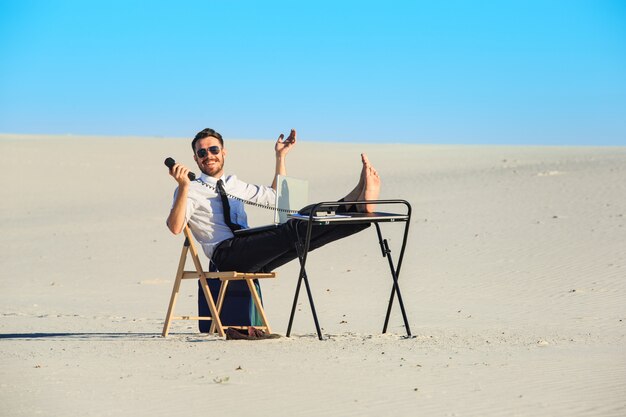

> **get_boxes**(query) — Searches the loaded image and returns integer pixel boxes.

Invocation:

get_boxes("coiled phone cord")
[195,178,299,214]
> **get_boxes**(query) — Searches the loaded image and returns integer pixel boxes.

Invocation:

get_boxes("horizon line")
[0,131,624,148]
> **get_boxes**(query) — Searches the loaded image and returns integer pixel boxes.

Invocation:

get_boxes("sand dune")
[1,133,625,416]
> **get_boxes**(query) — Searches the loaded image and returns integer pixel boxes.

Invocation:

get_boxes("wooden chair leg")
[245,279,272,334]
[183,230,225,337]
[162,245,189,337]
[210,280,230,334]
[198,276,225,337]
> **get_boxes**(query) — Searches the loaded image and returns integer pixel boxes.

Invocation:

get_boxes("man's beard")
[198,159,223,177]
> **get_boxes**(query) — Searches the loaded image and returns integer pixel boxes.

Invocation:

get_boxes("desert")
[1,133,624,416]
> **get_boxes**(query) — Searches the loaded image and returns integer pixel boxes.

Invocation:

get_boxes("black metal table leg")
[286,265,323,339]
[301,270,323,340]
[375,223,412,337]
[285,270,303,337]
[286,219,324,340]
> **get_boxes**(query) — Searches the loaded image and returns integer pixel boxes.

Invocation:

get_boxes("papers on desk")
[289,213,352,220]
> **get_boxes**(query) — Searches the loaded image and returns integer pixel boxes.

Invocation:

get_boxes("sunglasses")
[196,146,221,158]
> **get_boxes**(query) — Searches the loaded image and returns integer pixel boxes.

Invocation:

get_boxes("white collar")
[199,173,227,184]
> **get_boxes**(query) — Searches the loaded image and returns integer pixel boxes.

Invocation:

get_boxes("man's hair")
[192,128,224,151]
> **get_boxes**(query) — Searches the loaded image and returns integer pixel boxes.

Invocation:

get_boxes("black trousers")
[211,219,370,273]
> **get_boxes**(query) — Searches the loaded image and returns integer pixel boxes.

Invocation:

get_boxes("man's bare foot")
[343,153,369,202]
[357,154,381,213]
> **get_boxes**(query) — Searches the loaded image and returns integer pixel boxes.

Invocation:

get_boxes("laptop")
[233,175,309,237]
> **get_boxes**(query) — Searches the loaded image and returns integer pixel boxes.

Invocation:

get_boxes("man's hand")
[275,129,297,158]
[271,129,296,190]
[169,163,191,188]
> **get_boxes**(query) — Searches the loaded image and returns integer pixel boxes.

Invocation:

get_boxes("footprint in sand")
[537,170,564,177]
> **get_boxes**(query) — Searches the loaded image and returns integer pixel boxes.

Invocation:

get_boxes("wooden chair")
[162,225,276,337]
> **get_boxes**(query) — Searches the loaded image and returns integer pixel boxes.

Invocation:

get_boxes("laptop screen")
[275,175,309,224]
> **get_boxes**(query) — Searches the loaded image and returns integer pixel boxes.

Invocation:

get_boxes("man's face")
[194,136,226,178]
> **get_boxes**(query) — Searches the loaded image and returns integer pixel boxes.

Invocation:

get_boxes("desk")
[286,200,412,340]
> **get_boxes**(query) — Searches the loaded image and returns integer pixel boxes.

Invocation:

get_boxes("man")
[167,127,380,278]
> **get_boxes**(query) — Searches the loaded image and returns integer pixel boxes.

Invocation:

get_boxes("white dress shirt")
[173,172,277,258]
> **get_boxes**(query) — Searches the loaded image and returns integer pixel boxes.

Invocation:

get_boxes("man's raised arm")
[271,129,297,190]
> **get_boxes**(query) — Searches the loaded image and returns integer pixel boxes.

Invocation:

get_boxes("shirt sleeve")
[172,186,199,225]
[228,175,277,206]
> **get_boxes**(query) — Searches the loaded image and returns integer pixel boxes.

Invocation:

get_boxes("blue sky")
[1,0,625,145]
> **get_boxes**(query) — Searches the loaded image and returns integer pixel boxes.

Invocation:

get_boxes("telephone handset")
[164,157,195,181]
[164,157,298,214]
[298,204,340,217]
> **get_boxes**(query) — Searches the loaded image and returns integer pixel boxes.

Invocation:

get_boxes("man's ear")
[222,148,227,158]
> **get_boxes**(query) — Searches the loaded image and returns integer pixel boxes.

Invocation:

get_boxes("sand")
[1,133,625,416]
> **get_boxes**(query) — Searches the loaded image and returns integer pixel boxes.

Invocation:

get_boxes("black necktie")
[216,179,242,232]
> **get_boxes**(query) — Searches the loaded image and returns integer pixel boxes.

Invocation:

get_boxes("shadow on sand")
[0,332,212,341]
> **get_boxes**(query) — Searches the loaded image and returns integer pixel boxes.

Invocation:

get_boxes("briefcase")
[197,278,264,332]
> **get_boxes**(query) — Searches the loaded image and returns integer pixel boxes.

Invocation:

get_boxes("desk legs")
[375,223,412,337]
[286,241,324,340]
[287,222,412,340]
